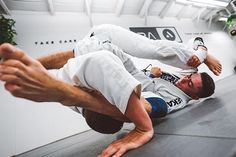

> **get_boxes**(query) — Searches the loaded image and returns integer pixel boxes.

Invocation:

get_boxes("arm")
[60,77,154,156]
[99,92,154,157]
[37,50,74,69]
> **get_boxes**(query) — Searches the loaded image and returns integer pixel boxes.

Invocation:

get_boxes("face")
[175,73,203,99]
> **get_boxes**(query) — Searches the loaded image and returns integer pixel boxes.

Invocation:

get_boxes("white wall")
[0,12,235,157]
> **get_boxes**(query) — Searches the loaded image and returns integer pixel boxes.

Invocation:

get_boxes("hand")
[150,67,162,77]
[98,127,153,157]
[187,55,201,68]
[0,43,66,102]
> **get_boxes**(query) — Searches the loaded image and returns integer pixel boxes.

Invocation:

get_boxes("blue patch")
[145,97,168,118]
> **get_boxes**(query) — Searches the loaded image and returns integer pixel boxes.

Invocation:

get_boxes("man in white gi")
[0,24,221,157]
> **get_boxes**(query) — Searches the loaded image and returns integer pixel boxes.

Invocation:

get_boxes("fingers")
[0,43,31,65]
[99,126,153,157]
[98,141,128,157]
[99,142,118,157]
[187,55,201,68]
[112,147,126,157]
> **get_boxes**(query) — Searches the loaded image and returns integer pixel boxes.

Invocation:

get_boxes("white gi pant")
[81,24,207,71]
[55,50,141,114]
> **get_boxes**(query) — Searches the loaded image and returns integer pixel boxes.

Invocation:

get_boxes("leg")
[187,37,222,76]
[0,44,153,157]
[0,43,127,121]
[0,43,65,102]
[90,24,199,70]
[73,37,141,76]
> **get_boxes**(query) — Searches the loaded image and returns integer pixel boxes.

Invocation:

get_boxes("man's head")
[175,72,215,99]
[83,109,124,134]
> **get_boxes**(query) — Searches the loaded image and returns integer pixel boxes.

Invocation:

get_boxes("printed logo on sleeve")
[166,97,183,107]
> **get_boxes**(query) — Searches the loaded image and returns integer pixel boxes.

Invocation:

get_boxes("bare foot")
[0,43,66,102]
[204,54,222,76]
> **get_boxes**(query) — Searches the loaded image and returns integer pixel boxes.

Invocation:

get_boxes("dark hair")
[83,109,124,134]
[198,72,215,98]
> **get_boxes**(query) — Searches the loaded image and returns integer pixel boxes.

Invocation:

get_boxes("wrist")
[134,126,154,142]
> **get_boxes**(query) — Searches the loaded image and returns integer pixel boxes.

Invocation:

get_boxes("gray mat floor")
[16,74,236,157]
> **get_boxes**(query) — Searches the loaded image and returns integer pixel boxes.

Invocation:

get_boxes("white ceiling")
[0,0,231,23]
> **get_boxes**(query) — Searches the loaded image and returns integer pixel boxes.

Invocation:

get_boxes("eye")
[188,81,193,87]
[188,74,193,87]
[188,74,192,79]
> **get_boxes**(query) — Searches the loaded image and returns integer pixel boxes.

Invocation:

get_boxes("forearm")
[58,82,128,122]
[125,92,153,132]
[37,50,74,69]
